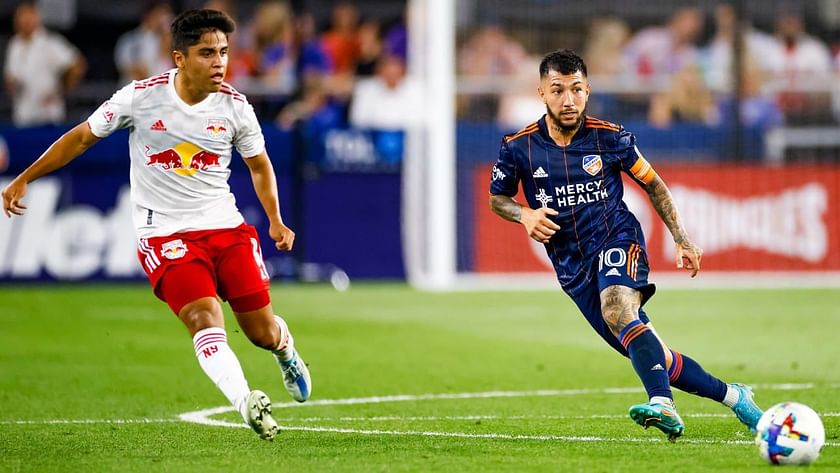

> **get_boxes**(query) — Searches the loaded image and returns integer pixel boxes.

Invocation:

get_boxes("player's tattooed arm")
[643,175,702,276]
[490,195,560,244]
[489,194,522,223]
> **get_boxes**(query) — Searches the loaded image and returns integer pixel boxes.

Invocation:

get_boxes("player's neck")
[174,70,210,105]
[546,118,581,147]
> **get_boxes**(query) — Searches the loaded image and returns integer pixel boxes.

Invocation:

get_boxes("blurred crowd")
[2,0,412,134]
[459,4,840,132]
[4,0,840,138]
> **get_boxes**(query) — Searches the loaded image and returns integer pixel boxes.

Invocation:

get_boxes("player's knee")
[179,300,224,334]
[600,285,639,336]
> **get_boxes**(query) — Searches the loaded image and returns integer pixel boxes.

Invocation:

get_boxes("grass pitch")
[1,283,838,472]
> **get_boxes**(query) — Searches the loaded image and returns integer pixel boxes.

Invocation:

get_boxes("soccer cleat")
[729,383,763,433]
[629,401,685,442]
[278,348,312,402]
[244,390,279,441]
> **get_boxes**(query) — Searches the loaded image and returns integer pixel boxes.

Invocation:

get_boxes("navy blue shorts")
[567,239,656,356]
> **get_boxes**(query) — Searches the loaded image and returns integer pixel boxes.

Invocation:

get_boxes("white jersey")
[87,69,265,238]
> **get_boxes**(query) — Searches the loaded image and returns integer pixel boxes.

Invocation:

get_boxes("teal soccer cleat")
[629,401,685,442]
[729,383,763,433]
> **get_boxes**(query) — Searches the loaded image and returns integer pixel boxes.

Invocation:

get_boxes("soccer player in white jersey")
[1,9,311,441]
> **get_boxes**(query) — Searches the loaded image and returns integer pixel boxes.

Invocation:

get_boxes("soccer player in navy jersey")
[489,49,763,441]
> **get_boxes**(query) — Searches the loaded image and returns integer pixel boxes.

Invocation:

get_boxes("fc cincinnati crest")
[582,155,602,176]
[160,239,188,260]
[205,118,228,138]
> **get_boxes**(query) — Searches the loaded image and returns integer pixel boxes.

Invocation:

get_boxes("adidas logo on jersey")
[150,120,167,131]
[605,268,621,277]
[651,364,665,371]
[533,166,548,178]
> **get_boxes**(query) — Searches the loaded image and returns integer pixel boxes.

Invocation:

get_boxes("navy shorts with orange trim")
[567,238,657,356]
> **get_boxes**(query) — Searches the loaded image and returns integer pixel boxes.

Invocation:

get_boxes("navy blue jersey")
[490,115,658,296]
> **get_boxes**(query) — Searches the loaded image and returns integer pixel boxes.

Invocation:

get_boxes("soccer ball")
[755,402,825,466]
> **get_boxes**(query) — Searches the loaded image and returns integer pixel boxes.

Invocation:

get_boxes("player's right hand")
[1,178,28,218]
[269,221,295,251]
[521,207,561,244]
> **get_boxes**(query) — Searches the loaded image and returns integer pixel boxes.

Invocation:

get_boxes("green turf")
[1,284,838,472]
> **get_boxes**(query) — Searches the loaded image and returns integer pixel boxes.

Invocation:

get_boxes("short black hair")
[539,49,587,78]
[171,9,235,53]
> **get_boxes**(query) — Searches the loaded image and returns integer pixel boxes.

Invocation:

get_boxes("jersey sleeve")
[617,130,657,185]
[489,138,519,197]
[87,83,134,138]
[234,101,266,158]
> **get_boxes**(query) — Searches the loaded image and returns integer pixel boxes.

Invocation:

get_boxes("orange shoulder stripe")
[504,123,539,143]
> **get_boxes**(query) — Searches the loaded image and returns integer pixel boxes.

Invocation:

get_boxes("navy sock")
[668,350,728,402]
[619,320,672,400]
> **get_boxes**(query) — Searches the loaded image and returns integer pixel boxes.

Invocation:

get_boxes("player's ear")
[537,86,545,102]
[172,49,185,69]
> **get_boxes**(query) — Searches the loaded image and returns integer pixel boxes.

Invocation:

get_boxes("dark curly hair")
[539,49,588,78]
[171,9,235,54]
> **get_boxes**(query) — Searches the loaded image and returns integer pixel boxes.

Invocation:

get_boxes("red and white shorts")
[137,224,271,314]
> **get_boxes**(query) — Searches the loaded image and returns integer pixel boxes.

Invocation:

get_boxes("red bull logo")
[206,118,228,139]
[146,142,221,176]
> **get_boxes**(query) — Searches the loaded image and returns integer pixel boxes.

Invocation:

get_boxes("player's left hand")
[675,239,702,278]
[269,222,295,251]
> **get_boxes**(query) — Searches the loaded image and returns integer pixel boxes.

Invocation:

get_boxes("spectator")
[458,24,526,77]
[114,0,174,84]
[648,65,719,128]
[255,0,297,94]
[4,1,86,127]
[458,24,527,120]
[717,61,783,130]
[496,57,545,131]
[773,11,833,121]
[705,3,785,93]
[355,19,383,77]
[383,13,407,62]
[583,16,630,79]
[349,54,421,130]
[775,11,833,81]
[622,7,703,83]
[275,12,345,131]
[321,2,361,75]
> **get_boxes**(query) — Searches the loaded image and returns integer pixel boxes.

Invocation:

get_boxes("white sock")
[272,315,294,362]
[650,396,674,407]
[722,385,740,408]
[193,327,251,418]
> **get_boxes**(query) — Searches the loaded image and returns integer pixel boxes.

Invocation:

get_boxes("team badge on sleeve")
[582,155,602,176]
[492,165,506,181]
[205,118,228,139]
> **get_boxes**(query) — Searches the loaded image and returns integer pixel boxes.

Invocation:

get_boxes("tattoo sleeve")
[642,175,689,244]
[489,194,522,223]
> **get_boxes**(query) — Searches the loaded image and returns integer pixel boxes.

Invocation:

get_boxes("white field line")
[1,418,178,425]
[10,411,838,427]
[6,384,839,447]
